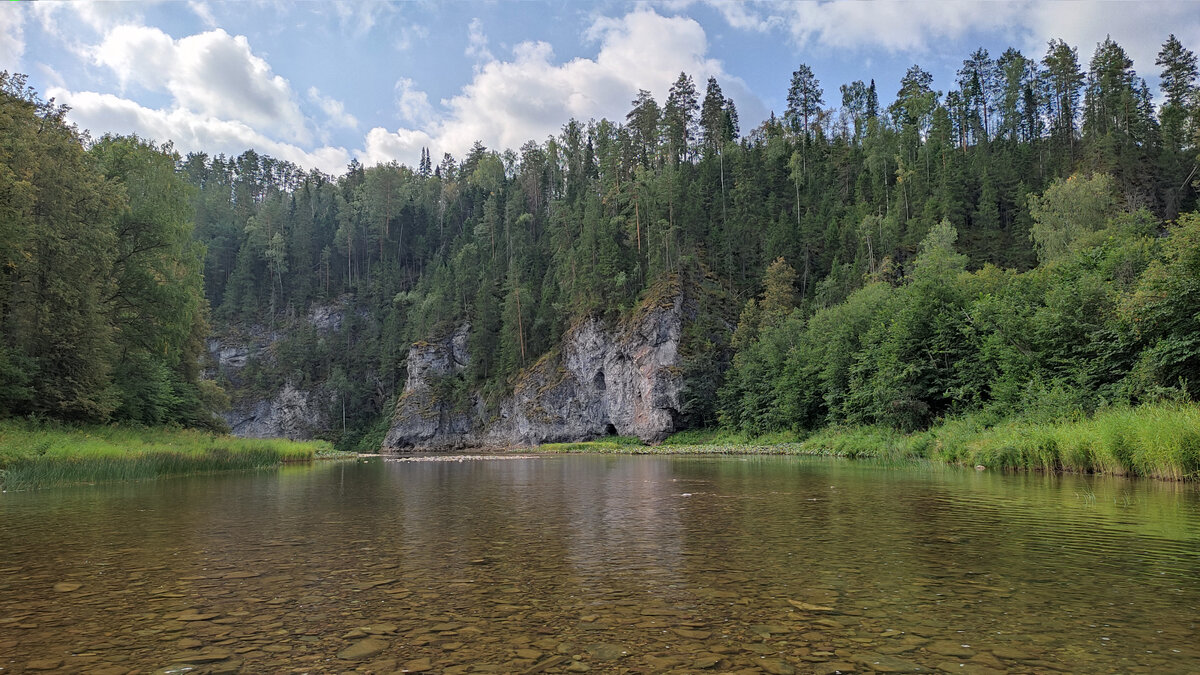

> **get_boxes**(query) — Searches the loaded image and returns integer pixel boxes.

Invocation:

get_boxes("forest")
[2,33,1199,454]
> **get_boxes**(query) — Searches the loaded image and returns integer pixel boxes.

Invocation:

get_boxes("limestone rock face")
[207,299,345,440]
[383,324,475,448]
[225,382,329,440]
[382,294,684,451]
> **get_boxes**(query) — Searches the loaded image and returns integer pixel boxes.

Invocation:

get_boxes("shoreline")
[7,400,1198,489]
[0,422,349,491]
[496,402,1200,482]
[400,398,1190,478]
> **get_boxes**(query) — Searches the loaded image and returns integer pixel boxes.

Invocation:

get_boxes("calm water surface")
[1,455,1198,674]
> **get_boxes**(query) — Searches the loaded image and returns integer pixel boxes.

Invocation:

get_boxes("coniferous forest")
[3,34,1200,455]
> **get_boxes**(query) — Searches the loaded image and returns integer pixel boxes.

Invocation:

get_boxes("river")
[1,455,1198,673]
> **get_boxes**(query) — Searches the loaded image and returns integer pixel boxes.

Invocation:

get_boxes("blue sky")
[3,1,1199,175]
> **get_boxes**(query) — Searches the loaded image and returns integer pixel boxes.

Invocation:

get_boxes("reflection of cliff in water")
[2,457,1198,672]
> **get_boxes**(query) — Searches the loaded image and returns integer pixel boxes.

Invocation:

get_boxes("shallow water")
[1,455,1198,674]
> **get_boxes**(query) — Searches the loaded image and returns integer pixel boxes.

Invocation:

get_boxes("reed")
[637,402,1200,480]
[0,421,339,490]
[929,402,1200,480]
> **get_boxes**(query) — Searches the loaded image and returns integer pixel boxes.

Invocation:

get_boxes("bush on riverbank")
[0,421,338,490]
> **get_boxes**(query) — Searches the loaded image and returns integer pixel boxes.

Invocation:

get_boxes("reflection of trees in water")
[2,456,1198,670]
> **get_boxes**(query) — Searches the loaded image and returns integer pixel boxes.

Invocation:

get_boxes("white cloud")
[710,0,1200,78]
[361,126,435,168]
[394,23,429,52]
[395,77,434,126]
[308,86,358,129]
[465,17,493,62]
[49,87,351,174]
[1021,2,1200,77]
[703,0,776,33]
[91,26,312,143]
[31,0,141,41]
[359,8,764,168]
[188,1,218,29]
[778,1,1025,53]
[0,7,24,68]
[92,24,174,88]
[42,22,359,173]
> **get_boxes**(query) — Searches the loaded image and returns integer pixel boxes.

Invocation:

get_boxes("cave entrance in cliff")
[604,423,617,436]
[594,370,606,391]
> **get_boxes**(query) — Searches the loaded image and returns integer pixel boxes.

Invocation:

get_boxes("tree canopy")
[3,31,1200,447]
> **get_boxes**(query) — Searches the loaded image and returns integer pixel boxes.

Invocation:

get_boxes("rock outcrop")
[225,382,330,440]
[382,292,685,451]
[207,300,346,440]
[383,324,475,448]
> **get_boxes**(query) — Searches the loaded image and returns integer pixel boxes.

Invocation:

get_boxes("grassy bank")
[536,432,811,456]
[532,402,1200,480]
[920,403,1200,480]
[0,422,342,490]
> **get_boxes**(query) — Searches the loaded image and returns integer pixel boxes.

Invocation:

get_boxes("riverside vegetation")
[0,421,336,491]
[539,402,1200,480]
[4,33,1200,480]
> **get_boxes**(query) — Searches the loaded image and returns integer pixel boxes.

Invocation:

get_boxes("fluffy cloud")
[40,21,355,173]
[308,87,358,130]
[711,0,1200,74]
[0,7,24,68]
[30,6,762,175]
[465,17,493,62]
[394,77,434,126]
[363,9,763,167]
[92,26,312,143]
[361,126,435,168]
[28,6,759,174]
[49,87,351,174]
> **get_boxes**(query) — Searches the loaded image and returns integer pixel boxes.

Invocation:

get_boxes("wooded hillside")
[3,34,1199,449]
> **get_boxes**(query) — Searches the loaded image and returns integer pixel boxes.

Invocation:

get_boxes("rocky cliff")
[381,291,685,451]
[221,381,330,440]
[207,302,346,440]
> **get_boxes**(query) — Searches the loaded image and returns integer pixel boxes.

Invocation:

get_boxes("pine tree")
[786,64,824,140]
[1156,34,1198,151]
[626,89,660,169]
[1043,39,1085,150]
[700,77,728,154]
[663,73,699,164]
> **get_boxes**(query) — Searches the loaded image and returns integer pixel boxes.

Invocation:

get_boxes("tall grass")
[798,425,921,460]
[925,402,1200,480]
[640,402,1200,480]
[0,421,339,490]
[660,428,804,446]
[538,435,646,453]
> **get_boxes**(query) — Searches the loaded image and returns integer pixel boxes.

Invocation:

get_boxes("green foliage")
[0,73,121,420]
[1028,173,1118,261]
[1120,212,1200,399]
[925,402,1200,479]
[0,75,223,428]
[9,30,1200,457]
[0,420,339,490]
